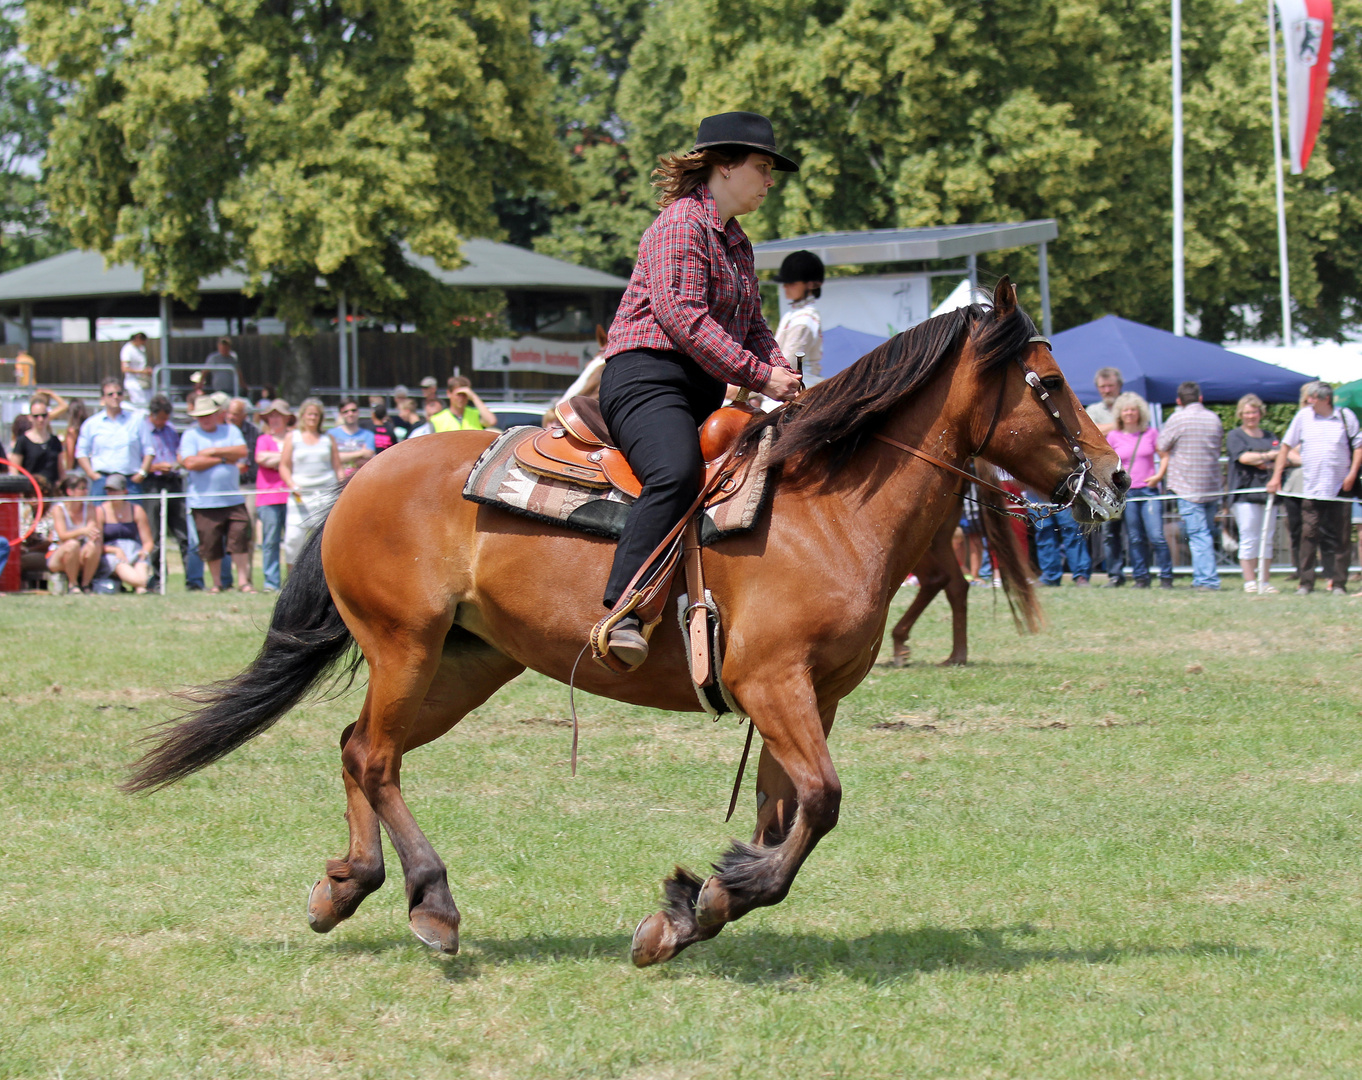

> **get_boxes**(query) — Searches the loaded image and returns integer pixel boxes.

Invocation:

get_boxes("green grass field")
[3,578,1362,1078]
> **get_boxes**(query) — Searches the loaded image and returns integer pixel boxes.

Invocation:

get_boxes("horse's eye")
[1041,376,1065,393]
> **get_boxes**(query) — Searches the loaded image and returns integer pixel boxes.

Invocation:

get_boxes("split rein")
[871,335,1093,524]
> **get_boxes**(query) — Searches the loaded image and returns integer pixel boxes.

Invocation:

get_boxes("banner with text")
[472,336,596,375]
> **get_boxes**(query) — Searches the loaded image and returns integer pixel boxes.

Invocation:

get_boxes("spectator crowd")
[2,362,500,595]
[1018,368,1362,596]
[4,345,1361,599]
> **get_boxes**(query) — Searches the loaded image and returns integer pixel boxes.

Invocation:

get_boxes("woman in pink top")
[1105,392,1173,588]
[252,399,294,592]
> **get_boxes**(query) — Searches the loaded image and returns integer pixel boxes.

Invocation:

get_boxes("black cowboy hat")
[775,250,825,284]
[693,112,799,172]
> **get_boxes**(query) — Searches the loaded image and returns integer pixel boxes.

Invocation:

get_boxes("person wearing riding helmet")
[774,250,824,379]
[598,112,804,667]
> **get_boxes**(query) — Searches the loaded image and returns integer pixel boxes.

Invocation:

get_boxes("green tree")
[25,0,566,399]
[615,0,1359,341]
[0,2,63,273]
[527,0,654,278]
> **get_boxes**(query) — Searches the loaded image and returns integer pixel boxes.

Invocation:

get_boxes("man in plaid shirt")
[1157,381,1224,590]
[595,111,803,668]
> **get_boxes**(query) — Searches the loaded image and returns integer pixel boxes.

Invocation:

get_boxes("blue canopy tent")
[820,325,889,378]
[1050,315,1313,405]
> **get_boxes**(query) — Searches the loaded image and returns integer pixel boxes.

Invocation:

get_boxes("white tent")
[1227,342,1362,385]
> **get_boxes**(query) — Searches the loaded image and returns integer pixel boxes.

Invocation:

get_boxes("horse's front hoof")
[630,912,681,967]
[307,878,340,934]
[693,875,735,930]
[409,909,460,954]
[890,647,909,667]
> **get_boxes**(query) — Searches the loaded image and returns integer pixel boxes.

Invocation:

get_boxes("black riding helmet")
[775,250,825,285]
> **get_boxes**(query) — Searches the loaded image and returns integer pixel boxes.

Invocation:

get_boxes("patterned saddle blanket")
[462,425,775,545]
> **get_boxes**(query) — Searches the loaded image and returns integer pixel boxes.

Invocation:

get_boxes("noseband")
[872,335,1095,522]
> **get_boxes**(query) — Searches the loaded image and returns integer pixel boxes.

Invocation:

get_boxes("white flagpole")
[1268,0,1294,346]
[1172,0,1186,336]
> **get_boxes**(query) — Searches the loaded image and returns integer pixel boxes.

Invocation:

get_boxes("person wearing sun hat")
[252,399,295,592]
[595,111,803,667]
[178,393,253,594]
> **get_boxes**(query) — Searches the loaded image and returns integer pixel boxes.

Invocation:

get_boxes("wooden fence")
[0,332,580,396]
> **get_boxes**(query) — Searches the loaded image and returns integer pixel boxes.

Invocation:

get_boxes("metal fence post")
[1257,492,1275,593]
[159,488,169,596]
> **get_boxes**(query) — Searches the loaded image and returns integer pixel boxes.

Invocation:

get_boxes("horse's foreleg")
[308,708,387,934]
[890,572,943,665]
[631,695,840,967]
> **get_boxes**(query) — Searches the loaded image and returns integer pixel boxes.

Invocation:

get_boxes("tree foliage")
[0,2,62,273]
[526,0,654,277]
[603,0,1362,341]
[25,0,565,395]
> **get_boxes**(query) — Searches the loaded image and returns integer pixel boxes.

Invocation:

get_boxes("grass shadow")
[416,923,1259,984]
[688,925,1259,984]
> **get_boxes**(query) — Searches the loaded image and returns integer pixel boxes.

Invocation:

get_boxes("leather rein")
[872,335,1094,523]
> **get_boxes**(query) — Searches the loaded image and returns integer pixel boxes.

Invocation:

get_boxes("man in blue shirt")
[327,398,376,477]
[178,396,253,593]
[76,378,152,499]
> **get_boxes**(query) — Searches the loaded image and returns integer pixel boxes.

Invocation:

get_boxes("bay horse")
[126,279,1126,967]
[890,467,1039,666]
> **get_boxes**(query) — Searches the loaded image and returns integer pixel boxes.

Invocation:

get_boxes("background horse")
[127,279,1125,967]
[891,465,1040,666]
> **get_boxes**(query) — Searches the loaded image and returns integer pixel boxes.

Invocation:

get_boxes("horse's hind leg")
[940,557,969,666]
[308,702,387,934]
[342,628,524,953]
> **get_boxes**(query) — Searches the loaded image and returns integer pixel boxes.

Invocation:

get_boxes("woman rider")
[599,112,804,667]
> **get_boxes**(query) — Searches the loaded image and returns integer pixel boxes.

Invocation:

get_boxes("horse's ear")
[992,276,1016,314]
[596,323,609,350]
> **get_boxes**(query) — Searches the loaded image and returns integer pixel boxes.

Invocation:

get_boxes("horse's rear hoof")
[630,912,681,967]
[409,910,460,954]
[307,878,339,934]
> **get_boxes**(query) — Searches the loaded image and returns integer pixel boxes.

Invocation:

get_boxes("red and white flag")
[1277,0,1333,174]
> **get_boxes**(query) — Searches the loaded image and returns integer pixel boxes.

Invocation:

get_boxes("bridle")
[872,334,1096,522]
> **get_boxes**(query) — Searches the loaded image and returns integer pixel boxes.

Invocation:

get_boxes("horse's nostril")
[1113,469,1132,494]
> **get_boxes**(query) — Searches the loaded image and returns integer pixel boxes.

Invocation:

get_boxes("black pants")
[1298,497,1350,591]
[141,473,190,586]
[599,349,725,608]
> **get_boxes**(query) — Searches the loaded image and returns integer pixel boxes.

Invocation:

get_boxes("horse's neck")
[823,359,976,586]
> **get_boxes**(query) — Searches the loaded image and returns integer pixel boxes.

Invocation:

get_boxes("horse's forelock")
[969,300,1038,373]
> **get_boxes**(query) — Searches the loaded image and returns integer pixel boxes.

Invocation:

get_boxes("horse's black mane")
[736,299,1038,472]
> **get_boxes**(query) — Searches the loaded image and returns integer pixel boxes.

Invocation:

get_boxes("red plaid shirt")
[603,184,786,390]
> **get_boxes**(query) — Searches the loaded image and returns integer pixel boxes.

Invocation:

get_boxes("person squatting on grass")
[46,471,102,592]
[95,472,154,594]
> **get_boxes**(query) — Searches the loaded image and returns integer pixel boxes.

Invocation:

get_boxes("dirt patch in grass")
[868,706,1148,737]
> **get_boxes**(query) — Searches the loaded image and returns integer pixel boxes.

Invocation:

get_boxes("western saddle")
[522,395,765,678]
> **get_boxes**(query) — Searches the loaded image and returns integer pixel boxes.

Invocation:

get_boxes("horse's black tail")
[123,520,359,794]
